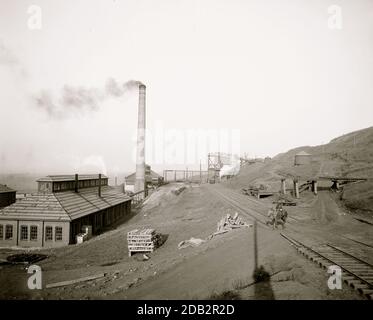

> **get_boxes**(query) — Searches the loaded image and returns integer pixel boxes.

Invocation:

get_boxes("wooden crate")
[127,228,158,256]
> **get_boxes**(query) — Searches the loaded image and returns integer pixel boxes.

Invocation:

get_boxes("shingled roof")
[0,186,131,222]
[0,193,69,221]
[54,186,131,220]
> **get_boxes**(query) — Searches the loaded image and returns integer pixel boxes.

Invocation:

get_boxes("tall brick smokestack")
[135,84,146,193]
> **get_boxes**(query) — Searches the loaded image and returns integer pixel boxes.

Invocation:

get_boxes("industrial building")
[207,152,237,183]
[0,174,131,248]
[0,184,16,209]
[125,165,163,192]
[294,151,312,165]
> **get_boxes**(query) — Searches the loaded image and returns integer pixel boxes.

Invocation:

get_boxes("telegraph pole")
[200,159,202,184]
[253,220,258,270]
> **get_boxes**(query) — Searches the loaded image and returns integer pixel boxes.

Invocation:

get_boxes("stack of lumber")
[242,185,265,196]
[242,187,258,196]
[242,186,276,199]
[273,199,296,206]
[215,213,251,235]
[127,228,161,257]
[299,182,311,193]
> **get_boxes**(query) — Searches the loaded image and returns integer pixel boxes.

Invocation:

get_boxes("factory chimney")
[98,173,102,197]
[75,174,79,193]
[134,84,146,194]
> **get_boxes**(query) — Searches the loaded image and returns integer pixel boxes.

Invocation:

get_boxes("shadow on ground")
[253,265,275,300]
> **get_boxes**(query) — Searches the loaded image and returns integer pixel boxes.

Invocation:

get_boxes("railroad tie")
[282,234,373,300]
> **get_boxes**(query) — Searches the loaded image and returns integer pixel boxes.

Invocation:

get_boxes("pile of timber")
[214,213,252,235]
[127,228,162,257]
[242,184,268,197]
[242,187,260,197]
[299,182,311,193]
[273,199,297,206]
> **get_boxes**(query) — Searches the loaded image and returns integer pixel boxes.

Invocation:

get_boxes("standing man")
[266,206,277,229]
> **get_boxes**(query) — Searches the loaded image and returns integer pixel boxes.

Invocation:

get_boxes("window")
[30,226,38,241]
[0,224,3,239]
[45,226,53,241]
[20,225,28,241]
[5,225,13,240]
[55,226,63,241]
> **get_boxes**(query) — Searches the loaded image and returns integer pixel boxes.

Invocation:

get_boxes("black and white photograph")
[0,0,373,305]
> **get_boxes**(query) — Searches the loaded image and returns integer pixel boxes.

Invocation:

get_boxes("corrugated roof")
[37,174,108,182]
[0,184,16,193]
[295,151,311,156]
[0,186,131,222]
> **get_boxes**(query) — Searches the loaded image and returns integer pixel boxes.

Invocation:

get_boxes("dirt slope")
[227,126,373,216]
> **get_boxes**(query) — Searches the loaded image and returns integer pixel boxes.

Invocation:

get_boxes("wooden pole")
[253,220,258,270]
[200,160,202,184]
[293,179,299,199]
[281,179,286,194]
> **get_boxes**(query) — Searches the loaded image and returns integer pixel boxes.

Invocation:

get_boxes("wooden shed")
[294,151,312,165]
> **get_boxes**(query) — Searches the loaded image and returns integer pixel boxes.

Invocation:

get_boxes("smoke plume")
[33,79,143,119]
[0,40,28,78]
[0,41,19,66]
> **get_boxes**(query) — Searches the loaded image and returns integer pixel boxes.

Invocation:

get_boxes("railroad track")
[281,233,373,300]
[210,186,299,230]
[213,186,373,245]
[208,185,373,299]
[208,187,268,227]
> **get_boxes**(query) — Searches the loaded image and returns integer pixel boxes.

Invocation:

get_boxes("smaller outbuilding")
[124,165,163,192]
[294,151,312,166]
[0,184,16,209]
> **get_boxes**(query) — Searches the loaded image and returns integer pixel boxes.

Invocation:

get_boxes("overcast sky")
[0,0,372,175]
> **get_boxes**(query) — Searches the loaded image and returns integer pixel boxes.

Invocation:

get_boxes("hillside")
[226,126,373,215]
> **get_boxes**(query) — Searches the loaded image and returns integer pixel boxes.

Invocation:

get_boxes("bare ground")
[0,182,370,300]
